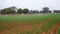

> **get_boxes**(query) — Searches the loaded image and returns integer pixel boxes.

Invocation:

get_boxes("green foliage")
[0,6,16,14]
[17,8,23,14]
[1,9,6,14]
[23,8,29,14]
[58,28,60,34]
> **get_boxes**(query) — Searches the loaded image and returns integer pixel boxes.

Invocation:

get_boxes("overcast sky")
[0,0,60,10]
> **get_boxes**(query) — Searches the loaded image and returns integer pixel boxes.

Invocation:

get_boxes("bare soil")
[0,20,60,34]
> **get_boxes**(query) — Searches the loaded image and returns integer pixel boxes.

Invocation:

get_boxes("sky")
[0,0,60,10]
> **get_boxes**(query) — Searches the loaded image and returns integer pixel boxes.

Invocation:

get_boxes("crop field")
[0,14,60,34]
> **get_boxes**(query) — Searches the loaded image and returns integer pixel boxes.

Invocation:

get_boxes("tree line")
[0,6,60,14]
[0,6,29,14]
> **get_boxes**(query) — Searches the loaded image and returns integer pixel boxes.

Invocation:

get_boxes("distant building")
[43,7,49,13]
[54,10,60,13]
[28,10,39,14]
[40,7,51,13]
[28,10,33,14]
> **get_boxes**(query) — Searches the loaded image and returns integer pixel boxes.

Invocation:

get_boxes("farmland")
[0,14,60,34]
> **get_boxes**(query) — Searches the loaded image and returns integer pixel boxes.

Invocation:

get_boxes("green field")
[0,14,60,34]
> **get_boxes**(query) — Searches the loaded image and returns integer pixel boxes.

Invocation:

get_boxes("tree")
[1,9,6,14]
[1,6,17,14]
[7,6,17,14]
[17,8,23,14]
[5,8,11,14]
[49,10,52,13]
[0,10,1,14]
[23,8,29,14]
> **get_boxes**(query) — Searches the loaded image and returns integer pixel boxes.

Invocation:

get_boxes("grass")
[0,14,52,21]
[0,14,60,34]
[58,27,60,34]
